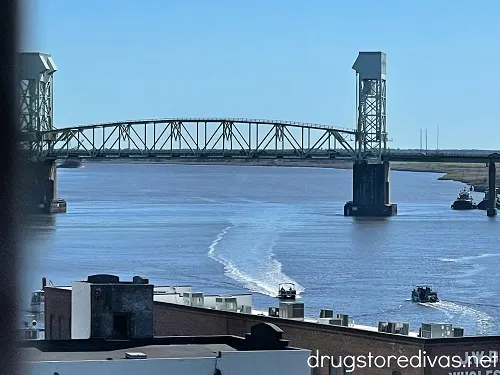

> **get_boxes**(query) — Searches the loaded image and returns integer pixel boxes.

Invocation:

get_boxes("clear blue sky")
[22,0,500,149]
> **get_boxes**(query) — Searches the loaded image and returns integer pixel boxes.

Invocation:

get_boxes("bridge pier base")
[487,162,496,217]
[21,160,67,214]
[344,161,397,217]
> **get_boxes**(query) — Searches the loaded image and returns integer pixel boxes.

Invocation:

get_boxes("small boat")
[451,186,476,210]
[57,159,84,168]
[277,283,296,300]
[411,285,439,303]
[477,188,500,210]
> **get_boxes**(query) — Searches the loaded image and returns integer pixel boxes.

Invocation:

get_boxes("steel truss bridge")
[23,117,500,163]
[19,52,499,164]
[17,51,500,217]
[24,118,360,160]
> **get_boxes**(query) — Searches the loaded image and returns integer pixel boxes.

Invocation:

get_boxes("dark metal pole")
[487,162,497,217]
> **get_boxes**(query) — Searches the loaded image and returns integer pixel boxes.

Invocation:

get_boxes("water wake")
[207,216,304,297]
[438,253,500,263]
[439,253,499,279]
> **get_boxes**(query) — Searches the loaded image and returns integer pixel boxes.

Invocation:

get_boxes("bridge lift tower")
[344,52,397,217]
[18,52,66,214]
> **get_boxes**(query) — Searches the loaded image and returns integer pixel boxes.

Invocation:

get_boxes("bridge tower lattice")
[352,52,387,162]
[18,52,57,157]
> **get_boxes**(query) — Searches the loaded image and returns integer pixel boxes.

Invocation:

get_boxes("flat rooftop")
[48,285,420,336]
[251,309,420,337]
[21,343,235,362]
[20,321,298,361]
[54,285,251,297]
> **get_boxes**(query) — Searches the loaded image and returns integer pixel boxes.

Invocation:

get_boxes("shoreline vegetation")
[83,158,498,193]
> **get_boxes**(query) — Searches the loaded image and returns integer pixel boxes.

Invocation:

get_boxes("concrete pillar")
[20,160,66,214]
[50,162,57,201]
[344,161,397,217]
[487,162,496,217]
[384,161,390,205]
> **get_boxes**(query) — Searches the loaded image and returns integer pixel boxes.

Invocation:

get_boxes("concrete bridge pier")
[21,160,66,214]
[344,161,397,217]
[487,161,496,217]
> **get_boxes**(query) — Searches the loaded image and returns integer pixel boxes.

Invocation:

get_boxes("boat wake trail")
[207,212,305,297]
[422,301,494,335]
[438,253,500,263]
[438,253,499,279]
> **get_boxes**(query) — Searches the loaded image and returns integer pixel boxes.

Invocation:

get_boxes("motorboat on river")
[451,186,476,210]
[411,285,439,303]
[278,283,296,300]
[57,159,85,168]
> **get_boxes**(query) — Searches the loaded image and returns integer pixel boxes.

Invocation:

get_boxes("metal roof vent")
[125,352,147,359]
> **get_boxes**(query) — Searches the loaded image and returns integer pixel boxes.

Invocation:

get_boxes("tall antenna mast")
[425,129,428,151]
[420,129,422,151]
[437,125,440,151]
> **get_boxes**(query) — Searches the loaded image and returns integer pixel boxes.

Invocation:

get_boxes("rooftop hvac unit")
[318,318,343,326]
[387,322,396,332]
[421,323,453,338]
[336,314,349,327]
[378,321,389,332]
[393,322,409,335]
[239,305,252,314]
[453,327,464,337]
[183,292,204,307]
[279,302,304,320]
[268,307,279,317]
[320,309,334,318]
[215,297,238,312]
[378,321,409,335]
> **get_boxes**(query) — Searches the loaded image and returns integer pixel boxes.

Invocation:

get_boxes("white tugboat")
[20,277,47,340]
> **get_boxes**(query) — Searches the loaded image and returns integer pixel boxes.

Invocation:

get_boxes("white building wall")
[153,292,252,310]
[203,294,252,309]
[22,349,311,375]
[154,286,192,294]
[218,350,311,374]
[71,282,91,339]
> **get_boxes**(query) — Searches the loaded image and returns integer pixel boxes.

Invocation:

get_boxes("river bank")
[82,158,497,191]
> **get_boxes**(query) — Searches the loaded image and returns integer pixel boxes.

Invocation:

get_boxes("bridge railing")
[44,117,358,134]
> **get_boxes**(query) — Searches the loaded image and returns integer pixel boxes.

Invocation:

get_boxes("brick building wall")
[44,287,500,375]
[153,301,425,375]
[44,287,71,339]
[423,340,500,375]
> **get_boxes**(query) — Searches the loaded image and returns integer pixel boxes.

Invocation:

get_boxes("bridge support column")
[21,160,66,214]
[344,161,397,217]
[487,162,496,217]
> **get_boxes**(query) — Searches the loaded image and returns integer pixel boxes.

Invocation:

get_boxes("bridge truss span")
[35,118,357,160]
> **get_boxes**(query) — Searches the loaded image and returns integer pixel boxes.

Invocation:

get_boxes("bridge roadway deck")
[47,149,500,163]
[383,152,500,163]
